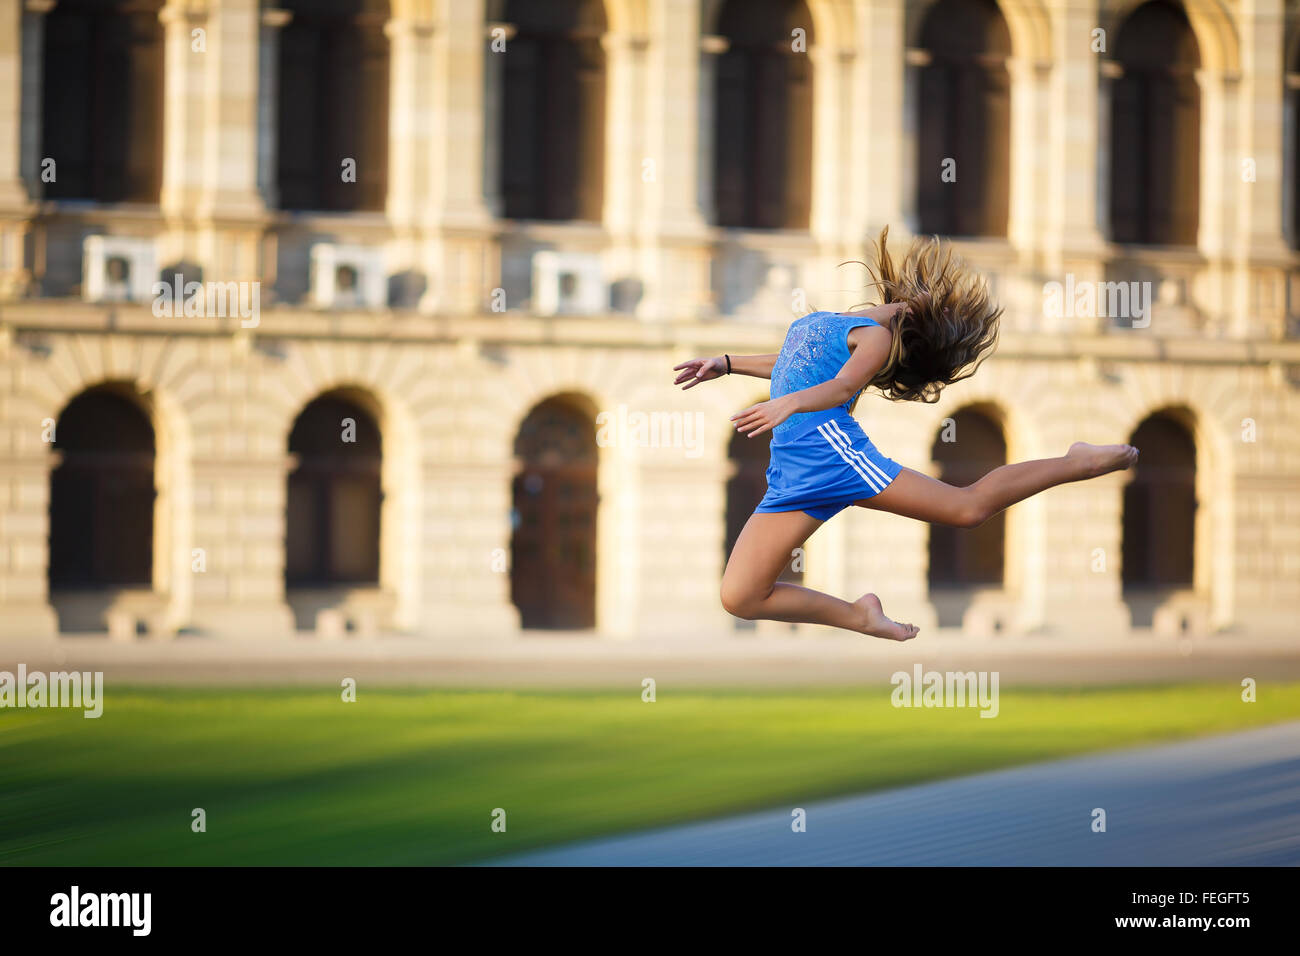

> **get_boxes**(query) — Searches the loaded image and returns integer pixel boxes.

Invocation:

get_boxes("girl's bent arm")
[730,325,891,437]
[784,325,891,414]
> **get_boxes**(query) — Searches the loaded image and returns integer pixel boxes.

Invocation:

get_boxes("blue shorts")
[754,414,903,521]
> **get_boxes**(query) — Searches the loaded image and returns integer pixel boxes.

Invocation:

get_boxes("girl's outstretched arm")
[731,324,892,437]
[727,353,779,378]
[673,353,778,389]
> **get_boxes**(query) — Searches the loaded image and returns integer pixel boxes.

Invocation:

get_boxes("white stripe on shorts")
[818,423,882,492]
[827,419,892,487]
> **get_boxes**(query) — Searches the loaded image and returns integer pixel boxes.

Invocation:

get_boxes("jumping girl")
[673,227,1139,641]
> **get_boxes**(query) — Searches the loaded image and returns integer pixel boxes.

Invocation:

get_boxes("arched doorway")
[712,0,814,230]
[277,0,391,211]
[915,0,1011,237]
[928,406,1007,626]
[48,383,159,633]
[285,391,383,589]
[495,0,607,221]
[1109,1,1201,245]
[42,0,164,202]
[725,425,802,627]
[511,396,598,629]
[49,384,156,590]
[1122,411,1197,626]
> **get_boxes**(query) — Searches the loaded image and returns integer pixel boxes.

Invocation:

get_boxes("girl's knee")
[720,579,766,619]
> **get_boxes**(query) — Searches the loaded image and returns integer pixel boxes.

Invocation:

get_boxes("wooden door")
[512,399,598,629]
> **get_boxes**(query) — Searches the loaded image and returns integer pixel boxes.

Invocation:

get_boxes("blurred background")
[0,0,1297,644]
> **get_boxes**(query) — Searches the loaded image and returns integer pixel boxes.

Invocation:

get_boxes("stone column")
[158,2,209,216]
[1232,0,1284,251]
[1060,56,1119,336]
[1195,66,1236,333]
[422,3,496,315]
[1006,56,1051,251]
[856,0,907,237]
[595,438,639,639]
[0,0,34,209]
[429,3,492,230]
[1233,0,1290,339]
[384,14,435,230]
[601,29,645,235]
[0,0,46,300]
[629,457,733,638]
[1047,0,1107,264]
[1195,66,1228,258]
[195,0,265,220]
[806,41,844,246]
[1032,436,1132,638]
[419,459,520,638]
[636,0,712,321]
[187,457,296,637]
[0,441,59,639]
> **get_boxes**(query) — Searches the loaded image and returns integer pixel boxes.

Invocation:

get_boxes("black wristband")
[725,354,732,375]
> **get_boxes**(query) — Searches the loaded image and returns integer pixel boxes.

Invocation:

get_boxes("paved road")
[492,721,1300,866]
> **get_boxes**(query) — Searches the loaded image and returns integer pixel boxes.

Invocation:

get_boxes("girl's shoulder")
[790,310,887,338]
[810,310,885,332]
[785,314,868,329]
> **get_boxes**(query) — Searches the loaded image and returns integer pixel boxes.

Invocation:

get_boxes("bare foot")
[853,593,919,642]
[1066,441,1139,479]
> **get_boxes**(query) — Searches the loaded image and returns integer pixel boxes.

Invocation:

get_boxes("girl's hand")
[673,356,726,390]
[730,396,795,438]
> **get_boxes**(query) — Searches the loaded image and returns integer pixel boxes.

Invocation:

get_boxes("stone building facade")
[0,0,1296,641]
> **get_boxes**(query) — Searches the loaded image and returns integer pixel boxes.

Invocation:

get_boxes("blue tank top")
[769,311,882,442]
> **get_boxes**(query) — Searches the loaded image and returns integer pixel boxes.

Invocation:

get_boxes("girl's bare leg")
[859,442,1138,526]
[720,511,918,641]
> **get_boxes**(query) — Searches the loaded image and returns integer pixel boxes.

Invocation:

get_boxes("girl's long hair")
[850,226,1002,406]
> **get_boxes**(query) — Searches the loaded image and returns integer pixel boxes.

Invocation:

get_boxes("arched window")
[1109,1,1201,245]
[497,0,607,221]
[1122,412,1196,591]
[511,396,598,629]
[928,407,1006,592]
[277,0,390,211]
[712,0,814,230]
[41,0,164,202]
[49,385,156,588]
[286,392,383,585]
[915,0,1011,237]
